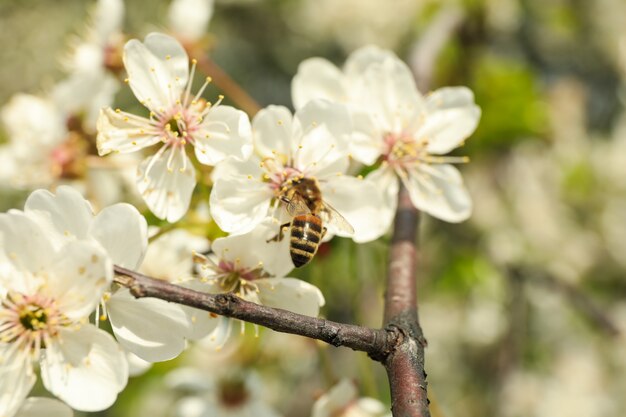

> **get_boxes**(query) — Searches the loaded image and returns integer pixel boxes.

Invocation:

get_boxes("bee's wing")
[319,202,355,235]
[283,194,310,217]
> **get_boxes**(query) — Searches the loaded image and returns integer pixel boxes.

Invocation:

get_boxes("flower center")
[383,133,426,168]
[166,118,184,138]
[0,292,69,355]
[18,304,48,331]
[218,378,250,409]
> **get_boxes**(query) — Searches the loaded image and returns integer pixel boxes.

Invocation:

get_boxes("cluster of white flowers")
[0,0,482,415]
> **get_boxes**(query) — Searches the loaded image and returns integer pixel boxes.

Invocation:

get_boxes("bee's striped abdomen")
[290,214,323,267]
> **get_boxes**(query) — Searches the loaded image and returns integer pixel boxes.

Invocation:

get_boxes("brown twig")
[383,184,430,417]
[113,265,397,358]
[194,55,262,117]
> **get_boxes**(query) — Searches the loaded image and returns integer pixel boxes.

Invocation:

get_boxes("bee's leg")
[267,222,290,243]
[321,227,327,240]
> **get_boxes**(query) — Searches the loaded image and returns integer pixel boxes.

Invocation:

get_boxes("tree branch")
[383,184,430,417]
[113,265,397,359]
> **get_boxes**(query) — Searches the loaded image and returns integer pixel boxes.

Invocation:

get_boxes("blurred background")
[1,0,625,416]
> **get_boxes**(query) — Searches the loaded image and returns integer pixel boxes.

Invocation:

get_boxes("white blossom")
[311,379,391,417]
[22,186,201,362]
[292,46,481,223]
[191,220,324,346]
[97,32,252,222]
[53,0,125,130]
[210,100,388,242]
[168,368,281,417]
[0,207,127,415]
[0,94,67,188]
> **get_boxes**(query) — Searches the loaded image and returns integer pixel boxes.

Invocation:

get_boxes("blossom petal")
[140,229,209,280]
[349,110,384,165]
[210,176,272,235]
[311,379,359,417]
[293,100,352,174]
[124,33,189,111]
[366,165,399,233]
[0,211,55,277]
[256,278,325,317]
[211,219,293,277]
[96,107,161,156]
[292,58,347,109]
[24,186,93,240]
[45,240,112,320]
[404,164,472,223]
[194,105,252,165]
[344,45,397,77]
[136,147,196,223]
[0,351,35,417]
[180,280,221,340]
[14,398,72,417]
[421,87,481,155]
[322,175,390,242]
[89,203,148,269]
[40,326,128,412]
[168,0,214,42]
[357,57,424,133]
[251,105,294,158]
[107,288,191,362]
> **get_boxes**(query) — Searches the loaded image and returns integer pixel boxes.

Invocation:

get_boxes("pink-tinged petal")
[251,105,294,158]
[421,87,481,154]
[211,219,293,277]
[357,57,424,133]
[96,107,161,156]
[0,211,55,277]
[404,164,472,223]
[14,398,72,417]
[344,45,398,78]
[40,326,128,412]
[321,175,390,243]
[89,203,148,269]
[366,165,399,231]
[0,350,35,417]
[136,147,196,223]
[255,278,325,317]
[194,105,252,166]
[24,186,93,240]
[107,288,191,362]
[292,58,347,110]
[209,176,272,234]
[123,33,189,111]
[45,240,112,320]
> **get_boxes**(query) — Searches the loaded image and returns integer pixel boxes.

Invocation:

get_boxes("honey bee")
[271,177,354,267]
